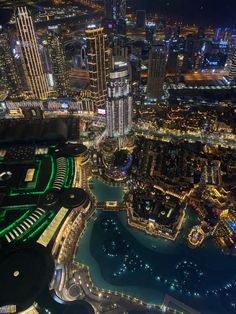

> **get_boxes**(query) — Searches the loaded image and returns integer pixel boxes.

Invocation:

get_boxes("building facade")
[227,49,236,82]
[0,27,22,97]
[86,26,110,110]
[106,58,132,137]
[16,7,48,100]
[145,22,156,44]
[136,10,146,29]
[47,25,69,97]
[103,0,126,34]
[146,45,167,101]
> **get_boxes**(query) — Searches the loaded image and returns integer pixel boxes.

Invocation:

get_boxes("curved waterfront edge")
[52,176,236,314]
[74,209,236,314]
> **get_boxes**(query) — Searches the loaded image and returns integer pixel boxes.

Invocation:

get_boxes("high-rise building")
[104,0,126,21]
[166,48,178,75]
[129,55,141,83]
[145,22,156,44]
[112,35,128,58]
[86,26,110,109]
[183,34,205,72]
[197,26,205,39]
[106,58,132,137]
[146,45,167,101]
[103,0,126,35]
[227,50,236,82]
[16,7,48,99]
[214,27,221,42]
[136,10,146,29]
[47,25,69,97]
[0,26,22,97]
[182,34,195,72]
[166,40,184,76]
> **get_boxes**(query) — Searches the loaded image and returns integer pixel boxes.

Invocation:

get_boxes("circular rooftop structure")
[61,188,89,209]
[39,189,60,207]
[113,150,130,168]
[0,242,54,312]
[0,171,12,182]
[59,143,87,157]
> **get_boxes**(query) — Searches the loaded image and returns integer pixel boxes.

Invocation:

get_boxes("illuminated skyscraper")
[103,0,126,34]
[227,50,236,82]
[47,25,69,97]
[145,22,156,44]
[0,26,22,97]
[147,45,167,101]
[86,26,110,109]
[104,0,126,21]
[166,40,184,76]
[106,58,132,137]
[16,7,48,99]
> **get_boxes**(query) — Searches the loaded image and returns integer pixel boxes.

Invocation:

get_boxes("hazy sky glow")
[134,0,236,26]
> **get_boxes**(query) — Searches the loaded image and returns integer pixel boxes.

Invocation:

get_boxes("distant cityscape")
[0,1,236,314]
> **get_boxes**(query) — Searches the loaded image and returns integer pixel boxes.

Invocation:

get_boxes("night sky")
[0,1,236,28]
[133,0,236,27]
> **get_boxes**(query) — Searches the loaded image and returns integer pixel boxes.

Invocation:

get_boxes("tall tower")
[227,50,236,83]
[106,57,132,137]
[47,25,69,97]
[136,10,146,29]
[147,45,167,101]
[86,26,110,110]
[104,0,126,34]
[145,22,156,44]
[16,7,48,99]
[104,0,126,20]
[0,26,22,97]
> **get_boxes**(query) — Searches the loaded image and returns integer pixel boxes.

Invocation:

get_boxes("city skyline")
[0,1,236,27]
[0,1,236,314]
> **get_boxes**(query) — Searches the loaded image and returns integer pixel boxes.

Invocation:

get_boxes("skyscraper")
[104,0,126,21]
[103,0,126,35]
[136,10,146,29]
[146,45,167,101]
[112,36,128,59]
[47,25,69,97]
[145,22,156,44]
[0,26,22,97]
[227,50,236,82]
[106,58,132,137]
[166,47,178,75]
[16,7,48,99]
[166,39,184,75]
[182,34,205,72]
[86,26,110,109]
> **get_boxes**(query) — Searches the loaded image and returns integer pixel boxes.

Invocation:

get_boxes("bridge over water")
[96,201,125,211]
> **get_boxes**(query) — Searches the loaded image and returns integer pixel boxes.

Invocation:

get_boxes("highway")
[184,71,226,81]
[133,126,236,148]
[3,109,235,148]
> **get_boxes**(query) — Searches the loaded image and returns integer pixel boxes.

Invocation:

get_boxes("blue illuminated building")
[227,220,236,233]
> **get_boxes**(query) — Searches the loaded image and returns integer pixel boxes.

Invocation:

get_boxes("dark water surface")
[76,209,236,314]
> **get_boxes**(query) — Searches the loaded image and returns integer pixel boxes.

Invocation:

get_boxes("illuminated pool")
[89,178,124,202]
[76,209,236,314]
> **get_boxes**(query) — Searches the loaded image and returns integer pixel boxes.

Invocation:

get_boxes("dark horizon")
[1,1,236,28]
[132,0,236,27]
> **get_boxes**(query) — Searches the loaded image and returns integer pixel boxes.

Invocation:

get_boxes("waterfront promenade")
[51,158,201,314]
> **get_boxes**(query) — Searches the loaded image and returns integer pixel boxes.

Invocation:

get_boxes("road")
[184,72,226,81]
[134,126,236,149]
